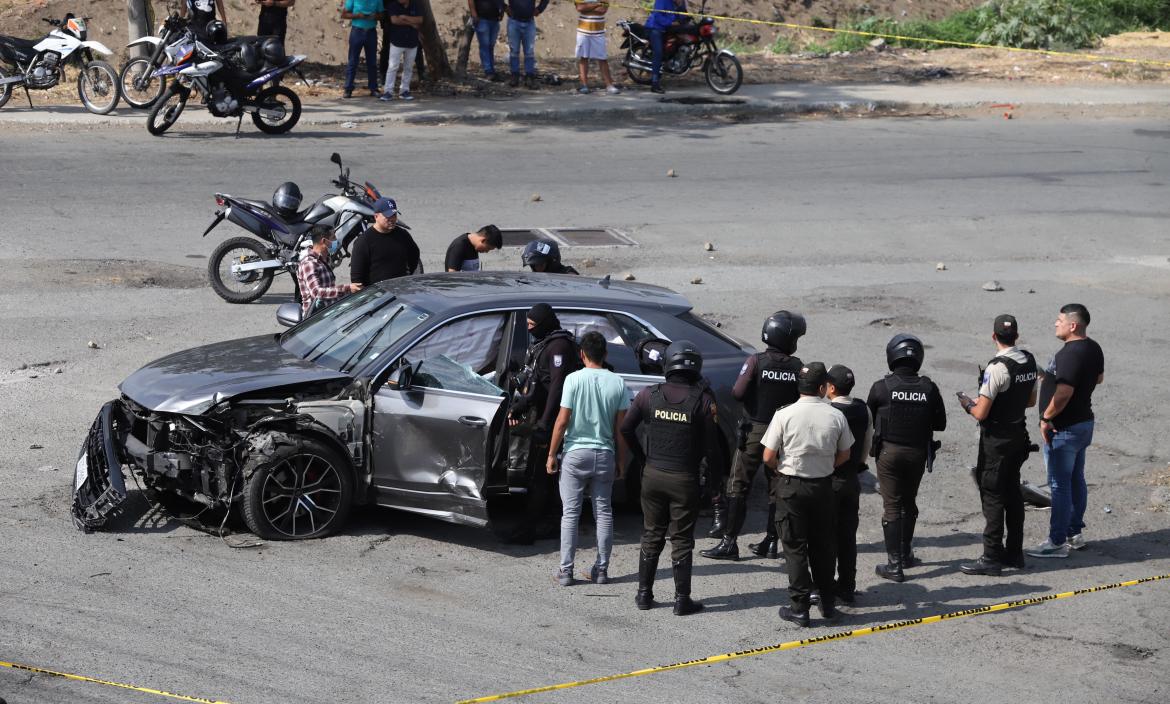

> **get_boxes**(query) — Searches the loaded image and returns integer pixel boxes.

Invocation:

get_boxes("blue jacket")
[647,0,687,31]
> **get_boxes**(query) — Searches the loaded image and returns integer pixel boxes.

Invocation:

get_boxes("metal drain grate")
[498,227,637,248]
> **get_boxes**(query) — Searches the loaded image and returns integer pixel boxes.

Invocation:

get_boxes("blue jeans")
[475,18,500,75]
[345,26,378,91]
[558,448,615,573]
[507,18,536,77]
[1043,420,1094,545]
[649,29,665,85]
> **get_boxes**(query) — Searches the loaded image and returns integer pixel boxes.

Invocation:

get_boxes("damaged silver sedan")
[72,273,750,539]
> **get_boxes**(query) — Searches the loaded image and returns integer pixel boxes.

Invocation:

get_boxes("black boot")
[749,503,780,558]
[875,520,905,583]
[706,495,727,539]
[901,514,922,568]
[700,496,744,560]
[635,550,659,610]
[672,554,704,616]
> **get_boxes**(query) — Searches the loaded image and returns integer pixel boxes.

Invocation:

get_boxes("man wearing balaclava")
[505,303,581,544]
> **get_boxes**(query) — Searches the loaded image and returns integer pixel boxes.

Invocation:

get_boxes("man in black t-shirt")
[445,225,503,272]
[378,0,423,101]
[256,0,294,45]
[1027,303,1104,559]
[349,197,421,285]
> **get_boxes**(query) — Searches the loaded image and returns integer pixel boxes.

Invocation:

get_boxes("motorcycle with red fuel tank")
[617,1,742,94]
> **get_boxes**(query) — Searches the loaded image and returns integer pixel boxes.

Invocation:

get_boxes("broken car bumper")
[71,400,129,531]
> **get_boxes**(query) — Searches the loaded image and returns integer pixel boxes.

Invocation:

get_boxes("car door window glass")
[405,314,508,392]
[412,355,505,396]
[557,311,657,375]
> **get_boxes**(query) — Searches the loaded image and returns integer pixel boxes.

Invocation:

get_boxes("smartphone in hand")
[956,391,974,411]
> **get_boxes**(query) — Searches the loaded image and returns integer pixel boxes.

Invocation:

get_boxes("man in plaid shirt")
[297,226,362,315]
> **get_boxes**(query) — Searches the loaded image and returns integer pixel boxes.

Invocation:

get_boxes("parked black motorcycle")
[203,153,387,303]
[0,13,119,113]
[147,20,304,136]
[617,1,742,95]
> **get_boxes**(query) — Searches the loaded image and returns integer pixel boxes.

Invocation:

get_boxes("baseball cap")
[373,197,398,217]
[797,361,827,395]
[826,364,855,393]
[994,314,1019,339]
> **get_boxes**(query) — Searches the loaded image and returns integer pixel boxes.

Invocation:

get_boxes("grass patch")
[770,34,797,55]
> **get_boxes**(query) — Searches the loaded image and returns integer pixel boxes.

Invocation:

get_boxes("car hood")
[119,334,352,415]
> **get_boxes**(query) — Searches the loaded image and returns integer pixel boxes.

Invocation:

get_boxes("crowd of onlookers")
[184,0,638,99]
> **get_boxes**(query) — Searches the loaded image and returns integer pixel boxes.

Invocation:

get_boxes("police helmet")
[761,310,806,353]
[205,19,227,45]
[272,182,303,219]
[522,239,561,271]
[886,333,924,372]
[261,37,286,68]
[663,339,703,378]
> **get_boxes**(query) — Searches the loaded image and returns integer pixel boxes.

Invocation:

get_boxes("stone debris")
[691,276,703,285]
[869,38,887,52]
[87,340,100,349]
[623,273,636,281]
[340,121,357,128]
[704,242,716,252]
[982,281,1004,292]
[29,444,44,450]
[582,258,597,268]
[936,262,947,271]
[530,193,542,202]
[666,169,677,178]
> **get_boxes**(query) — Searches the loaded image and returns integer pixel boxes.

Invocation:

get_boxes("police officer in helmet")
[866,333,947,582]
[505,303,581,544]
[621,340,724,615]
[522,240,579,275]
[702,310,805,561]
[956,315,1038,575]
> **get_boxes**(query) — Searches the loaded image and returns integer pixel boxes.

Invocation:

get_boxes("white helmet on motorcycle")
[272,182,303,220]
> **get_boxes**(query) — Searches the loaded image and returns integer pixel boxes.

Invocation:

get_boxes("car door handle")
[458,416,487,428]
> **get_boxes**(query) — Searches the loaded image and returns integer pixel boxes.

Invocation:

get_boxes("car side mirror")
[276,301,302,328]
[387,362,413,391]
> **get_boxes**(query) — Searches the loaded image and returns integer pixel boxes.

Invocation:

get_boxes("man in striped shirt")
[575,1,618,94]
[296,226,362,316]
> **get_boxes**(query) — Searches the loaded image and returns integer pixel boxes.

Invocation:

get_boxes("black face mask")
[527,304,559,341]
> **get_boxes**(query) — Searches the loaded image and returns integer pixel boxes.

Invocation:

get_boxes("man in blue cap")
[350,197,421,285]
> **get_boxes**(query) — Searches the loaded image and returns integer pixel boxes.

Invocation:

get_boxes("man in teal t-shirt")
[341,0,383,97]
[546,331,630,586]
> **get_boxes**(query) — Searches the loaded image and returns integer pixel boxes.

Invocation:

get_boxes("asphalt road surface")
[2,115,1169,704]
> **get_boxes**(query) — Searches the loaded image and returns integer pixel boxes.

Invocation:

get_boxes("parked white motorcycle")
[0,13,120,114]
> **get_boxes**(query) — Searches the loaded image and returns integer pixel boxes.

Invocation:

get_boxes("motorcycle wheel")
[704,52,743,95]
[147,84,188,136]
[119,56,166,110]
[251,85,301,135]
[626,46,653,86]
[0,67,12,109]
[78,60,120,114]
[208,236,275,304]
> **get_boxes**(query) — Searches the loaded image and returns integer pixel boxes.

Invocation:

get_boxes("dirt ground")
[3,0,1169,105]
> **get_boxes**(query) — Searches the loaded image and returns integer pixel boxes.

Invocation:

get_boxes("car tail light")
[700,24,716,38]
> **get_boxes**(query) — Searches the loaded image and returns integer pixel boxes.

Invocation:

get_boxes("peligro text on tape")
[0,659,233,704]
[595,2,1170,69]
[456,573,1170,703]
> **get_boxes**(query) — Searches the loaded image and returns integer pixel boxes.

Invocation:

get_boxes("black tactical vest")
[523,330,578,392]
[831,398,869,474]
[984,351,1037,426]
[744,350,802,423]
[647,383,706,473]
[877,374,934,446]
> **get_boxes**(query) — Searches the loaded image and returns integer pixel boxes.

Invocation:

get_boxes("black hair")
[309,224,334,244]
[1060,303,1091,328]
[994,330,1019,345]
[579,331,608,364]
[479,224,502,249]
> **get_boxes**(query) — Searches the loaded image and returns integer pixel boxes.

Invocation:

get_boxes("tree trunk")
[454,13,475,78]
[126,0,155,58]
[416,0,452,79]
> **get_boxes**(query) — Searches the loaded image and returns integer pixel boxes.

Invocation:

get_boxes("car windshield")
[280,288,430,373]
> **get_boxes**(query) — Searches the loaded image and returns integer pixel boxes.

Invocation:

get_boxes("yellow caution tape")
[456,572,1170,703]
[0,659,233,704]
[595,2,1170,69]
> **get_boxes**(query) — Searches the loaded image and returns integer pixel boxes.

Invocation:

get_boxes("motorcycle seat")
[0,35,37,64]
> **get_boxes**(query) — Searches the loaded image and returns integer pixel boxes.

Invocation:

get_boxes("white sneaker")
[1025,539,1070,558]
[1068,533,1087,550]
[605,85,621,95]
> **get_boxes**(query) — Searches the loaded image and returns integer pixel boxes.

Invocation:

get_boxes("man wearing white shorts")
[575,1,618,94]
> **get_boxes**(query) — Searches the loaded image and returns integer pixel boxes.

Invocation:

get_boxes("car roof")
[373,272,694,317]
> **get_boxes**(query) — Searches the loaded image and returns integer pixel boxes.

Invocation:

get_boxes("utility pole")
[126,0,155,58]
